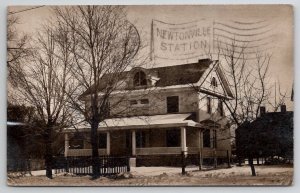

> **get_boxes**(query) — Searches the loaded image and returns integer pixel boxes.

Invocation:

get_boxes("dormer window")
[211,77,218,87]
[134,71,147,87]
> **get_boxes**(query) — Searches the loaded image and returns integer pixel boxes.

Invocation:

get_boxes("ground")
[7,165,293,186]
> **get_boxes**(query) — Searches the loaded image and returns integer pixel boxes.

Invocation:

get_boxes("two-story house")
[63,58,234,167]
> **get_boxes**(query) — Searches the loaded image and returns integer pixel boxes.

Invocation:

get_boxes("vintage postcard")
[7,5,293,186]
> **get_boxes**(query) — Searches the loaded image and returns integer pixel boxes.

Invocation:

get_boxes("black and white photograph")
[6,4,293,186]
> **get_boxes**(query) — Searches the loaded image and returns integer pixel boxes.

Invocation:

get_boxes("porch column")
[132,130,136,156]
[106,131,111,156]
[181,127,187,175]
[64,133,69,157]
[198,129,203,170]
[180,127,187,153]
[200,130,204,148]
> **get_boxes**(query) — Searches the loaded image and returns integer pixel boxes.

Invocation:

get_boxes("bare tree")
[189,39,272,176]
[218,40,272,176]
[268,81,289,112]
[15,24,74,178]
[214,39,271,127]
[54,5,141,178]
[7,14,31,86]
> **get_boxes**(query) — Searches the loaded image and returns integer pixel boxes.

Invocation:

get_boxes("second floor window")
[207,97,212,114]
[134,71,147,87]
[129,99,149,106]
[167,96,179,113]
[102,101,110,118]
[218,100,224,116]
[130,100,138,105]
[140,99,149,104]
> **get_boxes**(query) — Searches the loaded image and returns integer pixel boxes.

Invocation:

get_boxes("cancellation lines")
[213,19,276,60]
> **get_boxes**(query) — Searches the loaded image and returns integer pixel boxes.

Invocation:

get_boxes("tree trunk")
[45,126,53,179]
[91,121,100,179]
[248,157,256,176]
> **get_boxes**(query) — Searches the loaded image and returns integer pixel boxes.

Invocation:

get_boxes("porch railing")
[136,146,229,158]
[66,149,107,157]
[136,147,181,155]
[53,156,130,176]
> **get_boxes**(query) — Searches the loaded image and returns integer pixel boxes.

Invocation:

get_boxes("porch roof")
[64,113,203,132]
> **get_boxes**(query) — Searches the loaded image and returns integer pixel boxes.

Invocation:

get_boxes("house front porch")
[63,113,231,167]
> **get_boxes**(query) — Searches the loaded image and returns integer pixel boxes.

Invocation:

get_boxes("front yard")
[7,165,293,186]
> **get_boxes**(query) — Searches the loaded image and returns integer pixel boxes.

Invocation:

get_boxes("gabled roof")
[81,59,221,97]
[236,111,293,132]
[153,59,211,87]
[251,111,293,129]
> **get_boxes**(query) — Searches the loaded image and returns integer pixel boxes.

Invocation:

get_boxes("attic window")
[211,77,218,87]
[134,71,147,86]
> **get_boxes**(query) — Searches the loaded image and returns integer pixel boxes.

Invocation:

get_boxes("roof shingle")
[81,58,212,97]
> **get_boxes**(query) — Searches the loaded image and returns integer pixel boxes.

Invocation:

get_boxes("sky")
[8,5,294,110]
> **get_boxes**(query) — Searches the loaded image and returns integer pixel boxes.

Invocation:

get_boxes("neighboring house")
[63,58,234,166]
[7,104,65,161]
[235,105,293,162]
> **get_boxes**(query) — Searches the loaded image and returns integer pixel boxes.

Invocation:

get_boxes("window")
[130,99,149,106]
[136,131,146,148]
[69,133,84,149]
[98,133,107,149]
[203,129,211,148]
[207,97,212,114]
[167,96,179,113]
[213,130,217,148]
[130,100,138,105]
[140,99,149,104]
[218,100,224,116]
[166,129,180,147]
[102,101,110,118]
[134,71,147,86]
[211,77,218,87]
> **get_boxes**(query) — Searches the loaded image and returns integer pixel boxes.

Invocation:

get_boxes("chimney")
[260,106,266,116]
[281,104,287,113]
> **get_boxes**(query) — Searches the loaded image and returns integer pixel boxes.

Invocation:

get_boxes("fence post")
[27,159,32,176]
[181,151,186,175]
[127,157,130,172]
[227,150,231,168]
[199,149,203,171]
[65,157,69,173]
[214,149,217,169]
